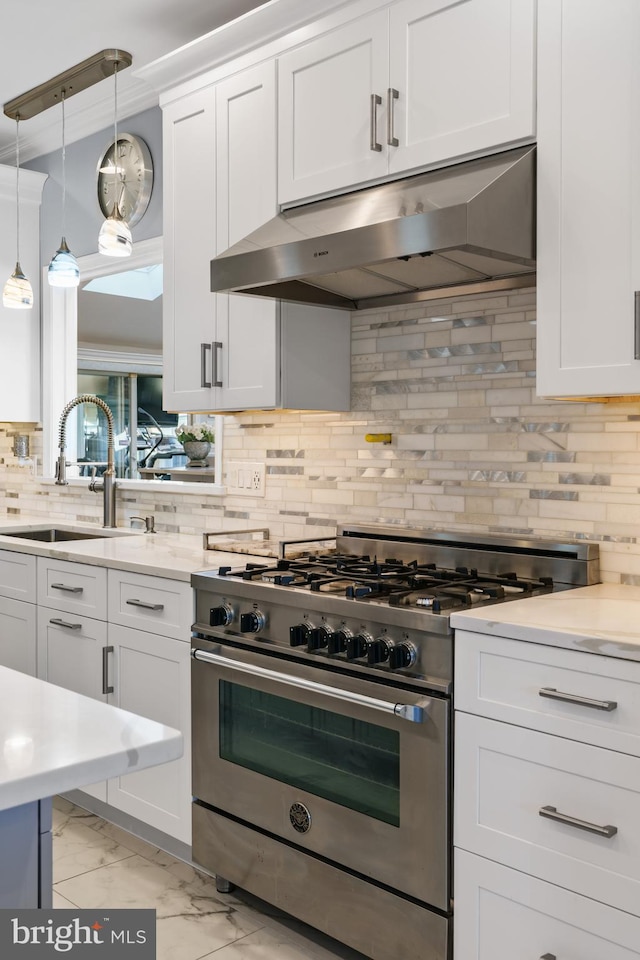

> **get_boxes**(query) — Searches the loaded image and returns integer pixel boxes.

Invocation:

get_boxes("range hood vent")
[210,146,536,311]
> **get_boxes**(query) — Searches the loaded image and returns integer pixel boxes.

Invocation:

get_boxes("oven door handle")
[191,648,431,723]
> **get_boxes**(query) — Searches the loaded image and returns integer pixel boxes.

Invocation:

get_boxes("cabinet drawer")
[454,848,640,960]
[37,559,106,620]
[107,570,191,640]
[0,550,36,603]
[455,629,640,756]
[455,712,640,917]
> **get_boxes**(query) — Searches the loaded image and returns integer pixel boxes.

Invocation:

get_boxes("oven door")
[191,638,450,909]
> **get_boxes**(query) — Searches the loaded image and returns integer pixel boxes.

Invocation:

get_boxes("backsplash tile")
[3,286,640,580]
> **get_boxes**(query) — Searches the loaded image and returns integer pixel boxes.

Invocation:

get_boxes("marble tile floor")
[52,797,365,960]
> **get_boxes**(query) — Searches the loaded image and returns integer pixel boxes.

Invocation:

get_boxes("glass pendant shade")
[4,118,33,310]
[48,237,80,287]
[3,263,33,309]
[98,208,133,257]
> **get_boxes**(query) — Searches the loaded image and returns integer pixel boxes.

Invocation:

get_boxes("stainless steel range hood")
[210,146,535,311]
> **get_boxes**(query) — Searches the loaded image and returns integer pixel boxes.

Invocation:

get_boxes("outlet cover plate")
[227,460,266,497]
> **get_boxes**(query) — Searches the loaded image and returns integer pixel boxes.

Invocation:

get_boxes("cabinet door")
[37,608,108,801]
[537,0,640,397]
[0,596,36,676]
[216,61,279,408]
[388,0,535,176]
[107,624,191,844]
[278,11,389,204]
[162,88,218,412]
[454,848,640,960]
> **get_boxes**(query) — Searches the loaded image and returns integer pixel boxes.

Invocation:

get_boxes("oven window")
[219,681,400,826]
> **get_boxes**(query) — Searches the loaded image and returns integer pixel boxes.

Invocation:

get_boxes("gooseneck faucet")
[56,394,117,528]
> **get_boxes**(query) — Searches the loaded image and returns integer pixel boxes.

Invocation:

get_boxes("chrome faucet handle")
[88,467,104,493]
[130,515,156,534]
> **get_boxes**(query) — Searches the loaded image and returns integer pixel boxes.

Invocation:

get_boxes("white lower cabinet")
[34,557,192,843]
[106,624,191,844]
[455,849,640,959]
[454,630,640,957]
[0,596,37,676]
[0,550,37,676]
[37,606,108,801]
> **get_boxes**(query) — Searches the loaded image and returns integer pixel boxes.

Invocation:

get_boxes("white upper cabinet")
[536,0,640,398]
[278,0,536,204]
[388,0,536,176]
[162,88,218,412]
[162,60,351,413]
[278,12,390,204]
[215,62,279,411]
[0,166,46,422]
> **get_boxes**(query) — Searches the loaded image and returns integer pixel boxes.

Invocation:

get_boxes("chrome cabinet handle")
[212,341,223,388]
[49,617,81,631]
[51,582,83,594]
[192,647,431,723]
[539,687,617,712]
[201,342,212,388]
[370,93,382,151]
[635,292,640,360]
[126,598,164,611]
[539,804,618,838]
[102,645,114,695]
[387,87,399,147]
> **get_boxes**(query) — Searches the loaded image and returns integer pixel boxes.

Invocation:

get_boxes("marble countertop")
[0,520,270,581]
[0,665,183,811]
[451,583,640,662]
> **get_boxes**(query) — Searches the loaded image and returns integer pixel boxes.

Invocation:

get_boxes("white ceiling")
[0,0,270,162]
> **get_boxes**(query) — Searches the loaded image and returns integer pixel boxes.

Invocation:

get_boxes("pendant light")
[48,90,79,287]
[98,61,132,257]
[2,117,33,309]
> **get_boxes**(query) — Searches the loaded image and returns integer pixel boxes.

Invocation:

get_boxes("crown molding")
[0,165,47,203]
[78,236,163,282]
[137,0,375,99]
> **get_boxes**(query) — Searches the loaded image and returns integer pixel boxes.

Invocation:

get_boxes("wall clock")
[97,133,153,227]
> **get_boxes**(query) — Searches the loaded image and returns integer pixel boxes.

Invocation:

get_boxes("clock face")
[97,133,153,227]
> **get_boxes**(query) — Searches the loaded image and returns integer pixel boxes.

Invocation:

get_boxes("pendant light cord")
[61,91,67,238]
[113,62,118,215]
[15,116,20,264]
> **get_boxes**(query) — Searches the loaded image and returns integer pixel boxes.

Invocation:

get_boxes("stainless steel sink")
[0,528,126,542]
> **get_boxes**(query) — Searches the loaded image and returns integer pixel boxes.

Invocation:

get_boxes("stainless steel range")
[190,525,599,960]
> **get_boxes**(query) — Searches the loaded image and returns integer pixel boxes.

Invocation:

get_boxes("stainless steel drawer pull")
[635,291,640,360]
[539,687,617,712]
[192,647,431,723]
[102,645,114,695]
[126,598,164,611]
[49,617,81,631]
[539,805,618,838]
[201,342,212,388]
[370,93,382,151]
[387,87,399,147]
[51,582,83,594]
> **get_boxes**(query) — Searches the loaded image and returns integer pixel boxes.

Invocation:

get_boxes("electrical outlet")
[227,460,266,497]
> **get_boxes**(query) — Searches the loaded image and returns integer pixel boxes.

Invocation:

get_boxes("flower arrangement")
[175,422,215,444]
